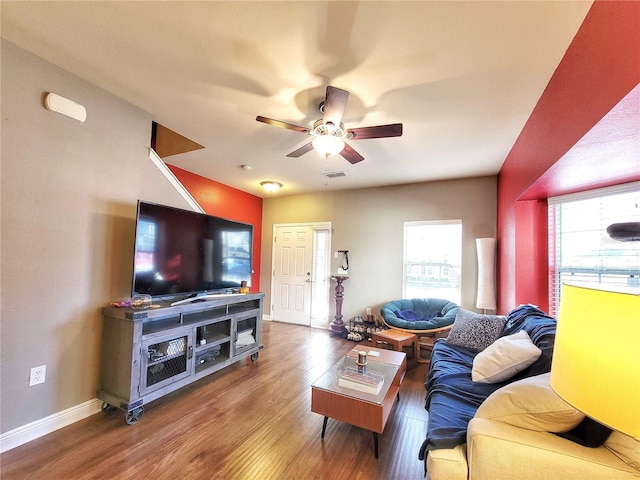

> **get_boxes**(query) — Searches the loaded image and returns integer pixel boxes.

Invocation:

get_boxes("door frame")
[270,222,332,328]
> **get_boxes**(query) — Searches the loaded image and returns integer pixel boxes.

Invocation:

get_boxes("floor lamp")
[475,238,497,313]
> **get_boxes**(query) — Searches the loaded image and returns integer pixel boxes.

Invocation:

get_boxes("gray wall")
[0,41,191,433]
[260,177,497,323]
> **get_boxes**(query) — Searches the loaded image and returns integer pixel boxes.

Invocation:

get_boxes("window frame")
[548,182,640,316]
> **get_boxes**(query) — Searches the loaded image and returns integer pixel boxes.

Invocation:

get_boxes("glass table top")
[311,351,399,405]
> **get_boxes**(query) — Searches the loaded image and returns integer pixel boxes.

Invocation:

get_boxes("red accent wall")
[497,0,640,313]
[167,165,263,292]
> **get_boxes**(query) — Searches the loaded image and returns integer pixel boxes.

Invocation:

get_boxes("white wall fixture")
[44,93,87,122]
[476,238,497,312]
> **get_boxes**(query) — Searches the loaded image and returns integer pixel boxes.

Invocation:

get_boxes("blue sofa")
[417,304,640,480]
[419,304,557,455]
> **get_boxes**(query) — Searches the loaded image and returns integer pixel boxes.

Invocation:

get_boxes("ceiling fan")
[256,86,403,164]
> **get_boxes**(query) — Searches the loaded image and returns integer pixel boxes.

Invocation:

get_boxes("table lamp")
[550,283,640,439]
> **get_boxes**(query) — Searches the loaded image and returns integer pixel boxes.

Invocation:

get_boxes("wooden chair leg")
[418,334,436,364]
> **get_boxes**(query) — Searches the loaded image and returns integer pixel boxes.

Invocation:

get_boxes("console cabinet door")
[233,313,259,356]
[139,329,193,396]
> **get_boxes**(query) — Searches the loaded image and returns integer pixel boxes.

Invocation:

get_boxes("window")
[311,226,331,328]
[548,183,640,316]
[403,220,462,303]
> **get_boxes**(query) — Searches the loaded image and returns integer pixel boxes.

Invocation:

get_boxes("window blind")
[548,183,640,316]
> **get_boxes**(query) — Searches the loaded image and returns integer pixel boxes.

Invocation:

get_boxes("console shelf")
[98,292,264,424]
[197,332,229,348]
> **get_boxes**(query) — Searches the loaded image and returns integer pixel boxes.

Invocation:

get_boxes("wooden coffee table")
[311,347,406,458]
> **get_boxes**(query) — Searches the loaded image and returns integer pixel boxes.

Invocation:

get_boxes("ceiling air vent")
[323,171,347,179]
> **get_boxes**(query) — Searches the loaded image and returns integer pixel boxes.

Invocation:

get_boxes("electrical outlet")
[29,365,46,386]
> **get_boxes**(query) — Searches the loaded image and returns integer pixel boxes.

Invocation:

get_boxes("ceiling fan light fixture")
[256,85,403,163]
[260,181,283,193]
[312,134,345,157]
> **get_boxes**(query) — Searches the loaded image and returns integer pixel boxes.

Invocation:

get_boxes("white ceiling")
[1,1,593,198]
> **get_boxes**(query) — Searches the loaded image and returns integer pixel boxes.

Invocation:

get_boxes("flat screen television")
[132,200,253,299]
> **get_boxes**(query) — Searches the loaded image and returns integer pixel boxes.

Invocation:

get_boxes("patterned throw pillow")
[446,308,506,352]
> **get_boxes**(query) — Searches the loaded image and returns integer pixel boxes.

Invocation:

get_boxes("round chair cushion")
[380,298,458,330]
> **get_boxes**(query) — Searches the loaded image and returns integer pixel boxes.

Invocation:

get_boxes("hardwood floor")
[1,322,429,480]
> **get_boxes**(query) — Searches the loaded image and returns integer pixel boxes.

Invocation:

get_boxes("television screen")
[132,201,253,299]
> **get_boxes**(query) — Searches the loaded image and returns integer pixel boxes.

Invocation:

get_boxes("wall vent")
[323,171,347,179]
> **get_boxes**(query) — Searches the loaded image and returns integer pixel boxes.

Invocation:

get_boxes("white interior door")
[272,225,313,325]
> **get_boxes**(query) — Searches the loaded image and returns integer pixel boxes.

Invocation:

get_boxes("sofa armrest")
[426,444,468,480]
[467,418,640,480]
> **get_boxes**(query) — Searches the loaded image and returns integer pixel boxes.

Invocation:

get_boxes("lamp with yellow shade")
[550,283,640,440]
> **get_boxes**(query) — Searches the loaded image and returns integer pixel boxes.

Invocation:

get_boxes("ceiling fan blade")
[340,143,364,164]
[256,116,310,134]
[322,86,350,126]
[286,142,314,158]
[348,123,403,140]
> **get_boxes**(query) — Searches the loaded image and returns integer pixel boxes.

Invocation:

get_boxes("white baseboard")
[0,398,102,453]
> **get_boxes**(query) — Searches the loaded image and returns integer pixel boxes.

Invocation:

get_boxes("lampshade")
[550,284,640,439]
[312,134,345,157]
[475,238,497,311]
[260,181,282,192]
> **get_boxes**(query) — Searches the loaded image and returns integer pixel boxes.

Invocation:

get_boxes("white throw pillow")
[472,330,541,383]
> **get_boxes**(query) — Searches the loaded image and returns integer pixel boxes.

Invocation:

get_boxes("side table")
[372,329,419,370]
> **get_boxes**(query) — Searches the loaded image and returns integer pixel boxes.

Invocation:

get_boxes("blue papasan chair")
[380,298,458,363]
